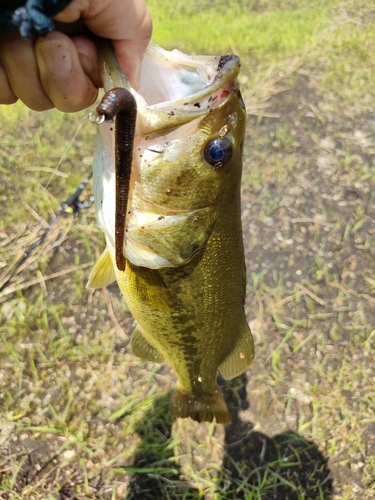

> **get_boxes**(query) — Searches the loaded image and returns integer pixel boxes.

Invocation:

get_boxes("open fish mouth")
[99,40,241,134]
[137,42,240,107]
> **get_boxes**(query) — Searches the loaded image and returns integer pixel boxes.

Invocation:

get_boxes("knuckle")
[0,95,18,105]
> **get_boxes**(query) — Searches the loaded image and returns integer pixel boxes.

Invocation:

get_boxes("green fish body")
[88,42,254,424]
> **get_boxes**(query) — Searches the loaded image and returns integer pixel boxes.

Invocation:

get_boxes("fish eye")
[203,137,233,168]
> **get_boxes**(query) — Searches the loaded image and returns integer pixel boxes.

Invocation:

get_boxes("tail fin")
[170,388,231,425]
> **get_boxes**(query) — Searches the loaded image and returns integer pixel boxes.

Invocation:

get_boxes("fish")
[87,40,254,424]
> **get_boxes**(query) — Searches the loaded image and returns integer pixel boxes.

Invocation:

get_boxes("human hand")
[0,0,152,112]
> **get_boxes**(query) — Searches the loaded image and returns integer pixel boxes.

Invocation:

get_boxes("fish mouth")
[137,42,241,111]
[99,40,241,134]
[134,42,240,115]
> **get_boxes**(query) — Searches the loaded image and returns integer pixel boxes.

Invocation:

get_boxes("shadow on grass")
[124,393,201,500]
[124,376,333,500]
[218,375,333,499]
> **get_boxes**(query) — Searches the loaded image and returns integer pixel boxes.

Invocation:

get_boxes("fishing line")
[43,113,92,192]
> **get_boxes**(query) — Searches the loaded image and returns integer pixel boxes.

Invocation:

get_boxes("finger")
[0,60,18,105]
[0,33,54,111]
[112,35,150,90]
[35,31,98,112]
[71,35,102,89]
[102,3,152,89]
[55,0,152,88]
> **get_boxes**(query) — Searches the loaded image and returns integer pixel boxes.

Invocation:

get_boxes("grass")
[1,0,375,498]
[147,0,341,61]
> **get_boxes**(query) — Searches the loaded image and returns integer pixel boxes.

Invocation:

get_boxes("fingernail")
[77,50,94,75]
[38,40,72,76]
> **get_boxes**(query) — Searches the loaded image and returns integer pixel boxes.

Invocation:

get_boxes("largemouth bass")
[88,41,254,424]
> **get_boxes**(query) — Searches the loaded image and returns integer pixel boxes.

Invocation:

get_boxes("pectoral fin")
[87,248,116,289]
[219,318,254,380]
[131,324,165,363]
[127,208,216,268]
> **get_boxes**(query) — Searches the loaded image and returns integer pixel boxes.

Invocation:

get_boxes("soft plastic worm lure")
[95,88,137,271]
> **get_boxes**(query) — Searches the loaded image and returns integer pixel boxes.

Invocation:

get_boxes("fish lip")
[217,54,241,72]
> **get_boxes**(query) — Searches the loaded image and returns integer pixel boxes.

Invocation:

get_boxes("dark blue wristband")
[0,0,73,38]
